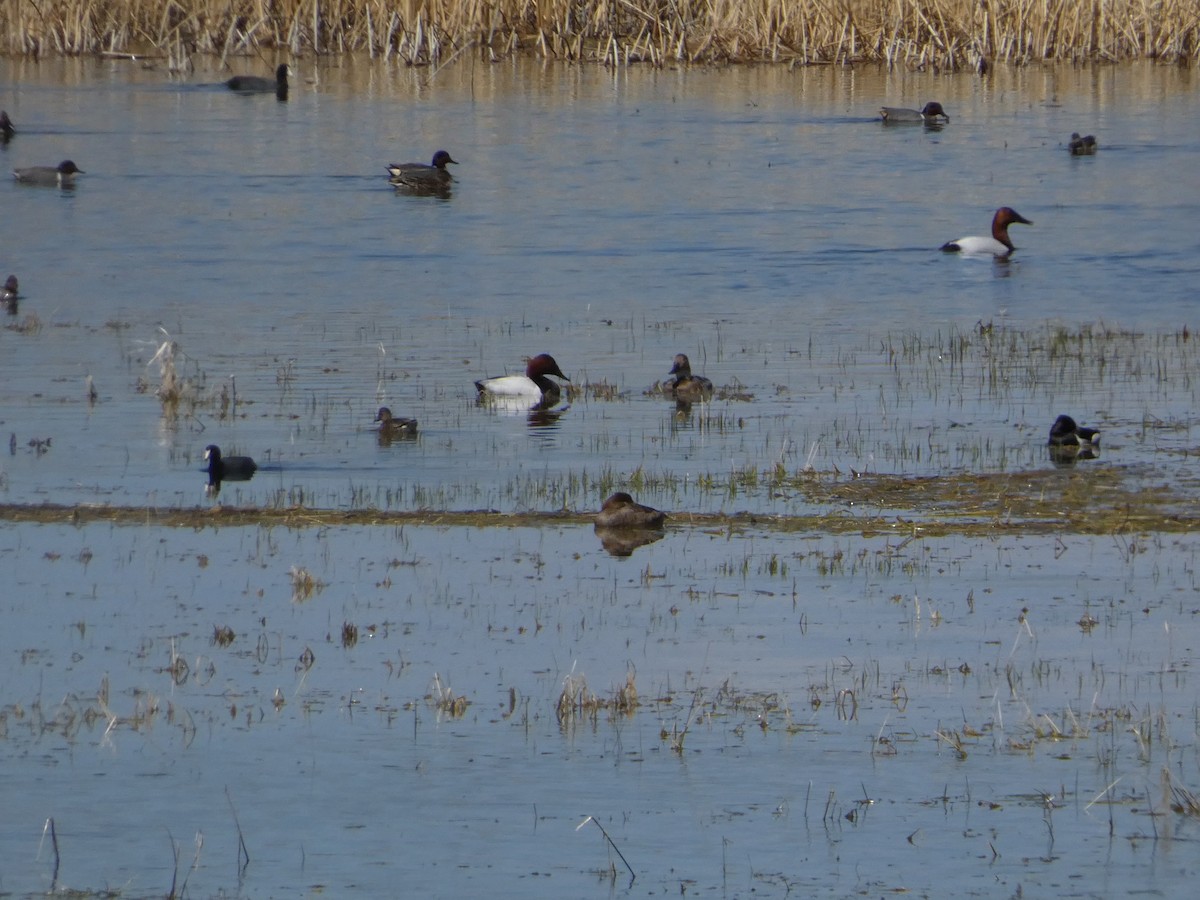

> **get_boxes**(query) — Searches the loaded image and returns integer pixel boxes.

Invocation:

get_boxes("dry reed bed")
[2,0,1196,67]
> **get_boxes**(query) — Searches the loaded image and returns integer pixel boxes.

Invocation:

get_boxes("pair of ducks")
[473,352,714,408]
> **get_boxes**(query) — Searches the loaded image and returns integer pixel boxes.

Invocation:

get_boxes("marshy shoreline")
[2,0,1196,69]
[4,462,1198,536]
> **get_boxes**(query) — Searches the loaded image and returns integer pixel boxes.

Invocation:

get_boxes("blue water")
[2,57,1199,512]
[3,55,1200,898]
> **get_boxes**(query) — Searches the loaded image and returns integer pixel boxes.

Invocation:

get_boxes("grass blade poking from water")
[0,1,1195,67]
[576,815,636,886]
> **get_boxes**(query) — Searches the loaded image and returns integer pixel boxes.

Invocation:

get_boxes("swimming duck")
[387,150,458,192]
[1048,414,1100,448]
[1068,133,1097,156]
[595,492,667,529]
[475,353,570,406]
[940,207,1033,257]
[0,111,14,141]
[13,160,84,186]
[225,64,291,98]
[203,444,258,485]
[2,275,18,314]
[666,353,714,405]
[375,406,418,438]
[880,102,949,125]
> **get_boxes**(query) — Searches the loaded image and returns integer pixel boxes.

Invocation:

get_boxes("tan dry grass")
[1,0,1195,66]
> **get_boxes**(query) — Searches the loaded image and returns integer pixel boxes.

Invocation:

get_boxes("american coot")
[13,160,84,186]
[1,110,14,141]
[940,207,1033,257]
[1068,133,1098,155]
[387,150,458,193]
[204,444,258,486]
[595,492,667,529]
[666,353,714,405]
[475,354,570,407]
[880,102,949,125]
[2,275,18,315]
[375,407,418,440]
[225,64,292,99]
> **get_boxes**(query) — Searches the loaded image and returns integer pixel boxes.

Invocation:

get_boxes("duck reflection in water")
[594,492,667,557]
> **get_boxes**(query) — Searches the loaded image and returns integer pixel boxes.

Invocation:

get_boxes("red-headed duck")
[940,207,1033,257]
[667,353,714,404]
[595,492,666,529]
[880,102,949,125]
[375,406,418,439]
[226,64,292,99]
[387,150,457,193]
[1068,133,1097,156]
[13,160,84,186]
[475,353,570,406]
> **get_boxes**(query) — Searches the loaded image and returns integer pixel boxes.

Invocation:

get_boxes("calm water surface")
[2,55,1199,897]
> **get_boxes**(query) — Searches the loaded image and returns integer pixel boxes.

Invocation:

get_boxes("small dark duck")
[13,160,84,186]
[225,64,292,99]
[387,150,458,193]
[1068,133,1098,156]
[666,353,714,405]
[375,406,418,440]
[1,110,15,142]
[2,275,18,314]
[880,102,949,126]
[1048,415,1099,448]
[204,444,258,486]
[595,492,667,530]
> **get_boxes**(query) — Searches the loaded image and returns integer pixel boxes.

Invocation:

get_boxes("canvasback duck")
[1,111,14,141]
[225,64,292,98]
[595,492,666,530]
[475,353,570,405]
[375,406,418,438]
[13,160,84,186]
[667,353,714,404]
[387,150,457,193]
[1048,414,1099,448]
[1068,133,1097,156]
[940,207,1032,257]
[203,444,257,486]
[880,102,949,125]
[3,275,18,314]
